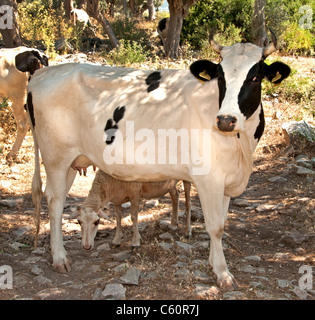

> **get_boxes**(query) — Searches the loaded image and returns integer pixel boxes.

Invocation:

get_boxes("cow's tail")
[26,92,43,248]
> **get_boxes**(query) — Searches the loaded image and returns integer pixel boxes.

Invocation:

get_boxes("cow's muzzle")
[82,244,93,251]
[216,115,237,132]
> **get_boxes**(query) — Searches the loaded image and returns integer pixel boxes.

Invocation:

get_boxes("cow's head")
[15,49,49,75]
[70,206,110,251]
[190,31,290,133]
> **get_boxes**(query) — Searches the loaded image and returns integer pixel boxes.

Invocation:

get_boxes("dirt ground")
[0,56,314,301]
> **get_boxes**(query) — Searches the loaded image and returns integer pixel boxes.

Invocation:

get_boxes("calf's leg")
[169,186,179,229]
[183,181,192,237]
[112,205,123,245]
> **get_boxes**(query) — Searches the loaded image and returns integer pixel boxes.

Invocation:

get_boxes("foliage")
[111,18,148,46]
[11,0,314,57]
[182,0,253,50]
[280,22,314,55]
[106,39,148,66]
[18,0,93,56]
[265,0,315,55]
[0,98,9,111]
[262,58,315,115]
[18,0,64,55]
[182,0,314,56]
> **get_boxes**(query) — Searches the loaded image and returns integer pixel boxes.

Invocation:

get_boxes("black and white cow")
[0,47,48,160]
[27,32,290,289]
[157,17,169,42]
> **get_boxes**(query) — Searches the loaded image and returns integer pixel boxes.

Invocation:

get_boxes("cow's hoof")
[218,273,238,291]
[112,238,122,246]
[52,257,72,273]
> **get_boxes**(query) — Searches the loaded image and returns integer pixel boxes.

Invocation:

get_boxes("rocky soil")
[0,134,314,300]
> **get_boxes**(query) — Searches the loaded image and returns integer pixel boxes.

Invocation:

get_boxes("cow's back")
[0,47,29,98]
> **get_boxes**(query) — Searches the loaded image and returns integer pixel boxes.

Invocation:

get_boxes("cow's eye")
[94,219,100,226]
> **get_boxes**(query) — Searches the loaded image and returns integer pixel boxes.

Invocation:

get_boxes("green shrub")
[0,98,9,111]
[106,40,148,66]
[182,0,253,50]
[280,22,314,55]
[18,0,88,55]
[195,23,243,60]
[262,63,314,112]
[111,18,148,47]
[18,0,61,53]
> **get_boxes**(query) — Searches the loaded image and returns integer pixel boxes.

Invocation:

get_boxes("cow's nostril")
[83,244,92,251]
[217,115,237,132]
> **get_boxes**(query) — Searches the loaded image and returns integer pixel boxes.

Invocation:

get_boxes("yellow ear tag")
[272,71,281,83]
[199,70,211,81]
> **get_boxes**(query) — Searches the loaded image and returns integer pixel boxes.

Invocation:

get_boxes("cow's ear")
[30,50,49,67]
[264,61,291,84]
[15,51,41,75]
[190,59,218,83]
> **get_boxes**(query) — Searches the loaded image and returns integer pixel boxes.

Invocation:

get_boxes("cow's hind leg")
[130,198,141,247]
[45,168,73,273]
[194,177,237,290]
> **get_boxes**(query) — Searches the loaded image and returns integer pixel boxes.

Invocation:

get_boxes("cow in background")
[70,8,91,28]
[157,17,169,49]
[0,47,48,160]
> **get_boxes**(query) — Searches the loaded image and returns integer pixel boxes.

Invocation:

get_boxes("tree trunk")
[86,0,119,48]
[121,0,128,17]
[64,0,73,21]
[165,0,196,59]
[147,0,155,20]
[0,0,23,47]
[165,2,182,59]
[129,0,135,16]
[252,0,266,46]
[76,0,86,9]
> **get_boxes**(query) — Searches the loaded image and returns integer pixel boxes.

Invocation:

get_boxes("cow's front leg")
[194,177,237,290]
[6,98,29,160]
[49,196,72,273]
